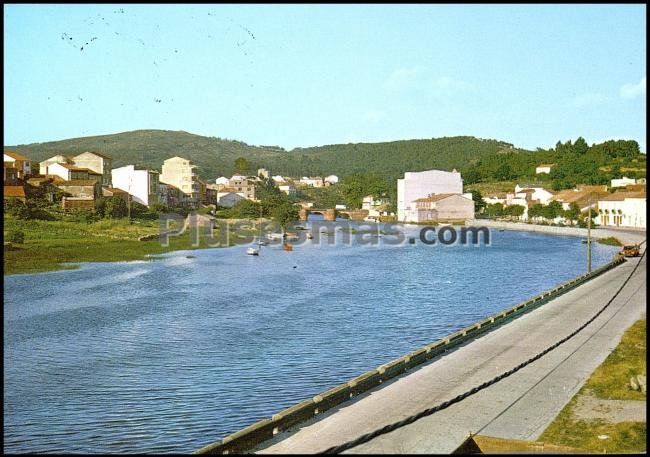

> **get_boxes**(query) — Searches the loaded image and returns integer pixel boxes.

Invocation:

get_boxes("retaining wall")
[193,255,626,454]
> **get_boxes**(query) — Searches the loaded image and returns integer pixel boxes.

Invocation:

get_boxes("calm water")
[4,222,618,453]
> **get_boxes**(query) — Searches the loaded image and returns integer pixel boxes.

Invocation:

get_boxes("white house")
[111,165,160,207]
[215,176,230,186]
[47,162,98,182]
[72,151,113,186]
[300,176,324,187]
[535,164,555,174]
[39,155,73,175]
[324,175,339,185]
[595,191,646,228]
[278,184,296,196]
[397,169,464,222]
[514,184,555,205]
[272,175,286,184]
[611,176,637,188]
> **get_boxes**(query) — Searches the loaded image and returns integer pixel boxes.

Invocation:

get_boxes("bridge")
[298,208,369,221]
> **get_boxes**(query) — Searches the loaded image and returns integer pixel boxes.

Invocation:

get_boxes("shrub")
[8,230,25,244]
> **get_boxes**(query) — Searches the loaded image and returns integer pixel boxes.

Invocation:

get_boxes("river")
[3,221,619,453]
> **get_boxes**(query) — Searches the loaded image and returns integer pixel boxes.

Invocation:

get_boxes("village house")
[513,184,555,205]
[216,187,247,207]
[46,162,101,183]
[595,191,646,228]
[38,154,74,175]
[4,161,19,183]
[101,186,129,204]
[158,182,184,208]
[278,184,296,196]
[397,169,465,222]
[551,185,609,212]
[4,151,33,179]
[412,193,475,223]
[535,163,555,174]
[272,175,286,184]
[205,183,220,205]
[324,175,339,185]
[227,175,256,200]
[111,165,160,207]
[72,151,113,187]
[299,176,325,188]
[611,176,637,188]
[159,156,200,208]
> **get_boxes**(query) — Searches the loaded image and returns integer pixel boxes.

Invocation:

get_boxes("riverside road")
[258,249,647,454]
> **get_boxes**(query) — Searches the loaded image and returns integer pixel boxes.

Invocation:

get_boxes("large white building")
[595,191,646,228]
[397,169,464,222]
[111,165,160,207]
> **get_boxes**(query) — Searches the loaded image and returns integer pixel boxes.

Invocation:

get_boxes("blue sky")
[4,4,646,151]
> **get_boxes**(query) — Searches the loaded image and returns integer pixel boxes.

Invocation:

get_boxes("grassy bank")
[539,319,646,453]
[3,216,252,275]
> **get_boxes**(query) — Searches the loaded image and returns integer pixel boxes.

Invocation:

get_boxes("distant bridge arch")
[299,208,369,221]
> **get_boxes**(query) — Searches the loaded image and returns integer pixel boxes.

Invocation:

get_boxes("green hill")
[4,130,522,182]
[5,130,644,189]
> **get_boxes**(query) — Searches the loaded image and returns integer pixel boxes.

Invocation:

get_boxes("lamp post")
[587,203,592,273]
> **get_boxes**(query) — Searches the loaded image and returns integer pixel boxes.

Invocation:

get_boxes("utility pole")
[587,201,592,273]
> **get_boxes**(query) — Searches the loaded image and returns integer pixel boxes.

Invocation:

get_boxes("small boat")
[267,233,284,241]
[283,243,293,252]
[306,233,314,240]
[257,238,269,246]
[247,247,259,256]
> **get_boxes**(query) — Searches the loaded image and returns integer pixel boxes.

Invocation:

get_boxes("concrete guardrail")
[194,255,626,454]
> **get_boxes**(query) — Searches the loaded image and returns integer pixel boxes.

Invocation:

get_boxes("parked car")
[621,245,640,257]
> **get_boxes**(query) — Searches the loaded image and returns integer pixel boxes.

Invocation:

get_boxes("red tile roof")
[414,193,458,203]
[599,191,646,201]
[4,151,30,161]
[3,185,26,197]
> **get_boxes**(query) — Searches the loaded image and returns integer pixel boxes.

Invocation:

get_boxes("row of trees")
[462,138,644,190]
[482,200,593,227]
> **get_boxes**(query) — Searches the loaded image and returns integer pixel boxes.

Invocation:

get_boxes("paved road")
[258,251,646,454]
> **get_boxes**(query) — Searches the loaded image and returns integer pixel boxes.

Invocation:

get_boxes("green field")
[540,319,646,453]
[3,216,254,275]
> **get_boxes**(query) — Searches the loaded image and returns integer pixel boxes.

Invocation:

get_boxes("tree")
[527,203,544,220]
[540,201,563,221]
[495,163,515,181]
[504,204,525,219]
[573,137,589,155]
[234,157,251,174]
[563,202,581,226]
[484,203,504,218]
[471,190,486,213]
[270,202,299,230]
[96,196,128,219]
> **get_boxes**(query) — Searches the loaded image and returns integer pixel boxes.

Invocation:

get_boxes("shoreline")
[468,219,646,246]
[4,219,644,276]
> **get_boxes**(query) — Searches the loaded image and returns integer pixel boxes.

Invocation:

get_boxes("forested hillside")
[4,130,645,190]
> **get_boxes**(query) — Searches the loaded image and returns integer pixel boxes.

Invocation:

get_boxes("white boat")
[248,208,263,255]
[267,233,284,240]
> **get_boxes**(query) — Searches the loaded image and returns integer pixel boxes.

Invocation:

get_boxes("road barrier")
[193,255,626,454]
